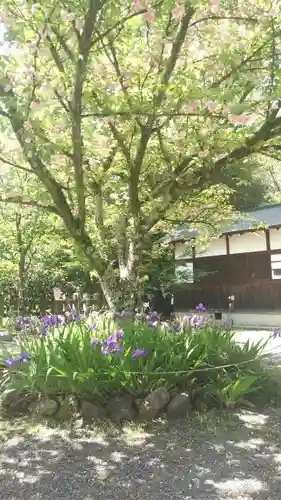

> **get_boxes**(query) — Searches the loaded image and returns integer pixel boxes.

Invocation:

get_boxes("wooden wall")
[194,252,271,285]
[174,251,281,311]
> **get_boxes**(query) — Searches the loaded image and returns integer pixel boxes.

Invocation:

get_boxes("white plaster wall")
[177,311,281,328]
[229,231,266,254]
[196,237,227,257]
[174,242,192,260]
[269,228,281,250]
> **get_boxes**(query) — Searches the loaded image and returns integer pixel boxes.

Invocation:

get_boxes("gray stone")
[80,401,107,422]
[139,388,170,420]
[192,392,216,411]
[106,395,136,422]
[31,398,58,417]
[166,393,191,419]
[56,396,78,421]
[0,331,13,342]
[1,391,36,414]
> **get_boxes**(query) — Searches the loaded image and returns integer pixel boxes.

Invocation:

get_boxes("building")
[171,204,281,328]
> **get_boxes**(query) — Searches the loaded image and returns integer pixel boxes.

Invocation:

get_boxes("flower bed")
[0,308,268,421]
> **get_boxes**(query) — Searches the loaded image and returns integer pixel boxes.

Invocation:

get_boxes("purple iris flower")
[190,315,206,328]
[107,329,124,345]
[195,303,208,313]
[40,313,65,335]
[102,344,124,356]
[14,316,33,333]
[4,351,31,368]
[147,320,158,328]
[148,311,159,320]
[19,351,31,361]
[101,329,125,356]
[90,338,100,346]
[169,325,182,334]
[16,316,31,327]
[69,308,80,321]
[102,346,110,356]
[42,325,48,336]
[4,358,17,368]
[115,329,124,342]
[131,349,148,360]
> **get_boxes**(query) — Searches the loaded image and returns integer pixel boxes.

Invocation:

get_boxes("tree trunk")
[99,263,140,312]
[99,278,118,310]
[18,250,25,314]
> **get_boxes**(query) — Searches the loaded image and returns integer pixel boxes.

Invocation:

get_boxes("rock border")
[0,387,213,423]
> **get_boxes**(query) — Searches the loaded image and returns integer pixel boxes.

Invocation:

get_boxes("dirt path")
[234,329,281,364]
[1,408,281,500]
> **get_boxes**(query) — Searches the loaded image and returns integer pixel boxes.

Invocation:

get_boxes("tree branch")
[82,110,220,118]
[211,40,270,88]
[0,155,33,174]
[188,15,258,30]
[71,0,103,229]
[51,25,75,62]
[153,5,195,111]
[108,122,132,166]
[0,195,59,214]
[214,113,281,168]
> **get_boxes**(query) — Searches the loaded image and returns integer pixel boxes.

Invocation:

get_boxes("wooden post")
[0,294,4,326]
[265,229,270,251]
[226,234,230,255]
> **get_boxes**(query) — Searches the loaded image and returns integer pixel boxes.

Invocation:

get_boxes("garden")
[0,305,272,424]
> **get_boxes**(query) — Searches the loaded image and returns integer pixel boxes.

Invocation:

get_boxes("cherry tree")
[0,0,281,307]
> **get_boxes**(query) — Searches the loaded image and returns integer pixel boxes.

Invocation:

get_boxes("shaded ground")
[1,408,281,500]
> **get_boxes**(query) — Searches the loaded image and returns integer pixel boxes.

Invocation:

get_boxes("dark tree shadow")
[1,408,281,500]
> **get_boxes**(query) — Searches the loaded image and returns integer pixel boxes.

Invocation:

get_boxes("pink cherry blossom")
[211,0,220,13]
[198,150,209,158]
[30,102,41,110]
[206,100,217,113]
[104,116,114,125]
[23,121,32,130]
[186,100,200,113]
[143,7,156,23]
[245,114,258,125]
[172,4,185,21]
[131,0,148,12]
[228,114,248,125]
[265,9,278,17]
[228,114,257,126]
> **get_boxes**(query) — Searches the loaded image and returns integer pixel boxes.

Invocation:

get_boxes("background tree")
[0,0,281,308]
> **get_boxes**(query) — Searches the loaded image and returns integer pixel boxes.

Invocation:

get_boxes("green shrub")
[0,314,268,407]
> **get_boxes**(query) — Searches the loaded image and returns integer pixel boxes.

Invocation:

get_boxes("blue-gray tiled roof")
[168,204,281,242]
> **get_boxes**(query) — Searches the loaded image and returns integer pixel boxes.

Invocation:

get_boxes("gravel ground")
[1,408,281,500]
[234,329,281,364]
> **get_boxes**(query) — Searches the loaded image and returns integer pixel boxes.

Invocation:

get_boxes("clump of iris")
[91,328,148,360]
[41,313,65,336]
